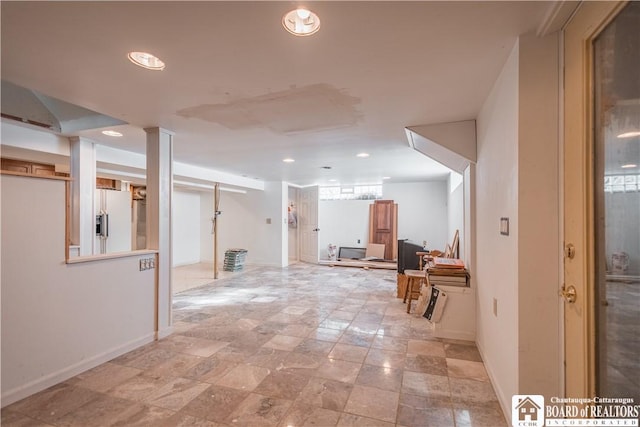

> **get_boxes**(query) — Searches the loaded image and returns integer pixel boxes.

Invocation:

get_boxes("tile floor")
[2,263,507,427]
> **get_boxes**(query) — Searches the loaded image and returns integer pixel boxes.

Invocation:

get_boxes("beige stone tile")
[453,400,507,427]
[157,335,229,357]
[397,392,454,427]
[405,354,448,376]
[281,306,311,315]
[364,348,405,369]
[444,342,483,362]
[5,383,102,424]
[253,370,310,400]
[183,356,239,384]
[181,384,248,423]
[402,371,451,399]
[0,410,56,427]
[235,318,262,331]
[156,411,222,427]
[280,324,315,338]
[145,377,211,411]
[214,364,271,391]
[144,353,205,377]
[328,344,369,363]
[278,401,341,427]
[107,374,172,402]
[308,327,343,343]
[263,335,305,351]
[343,385,399,423]
[336,413,395,427]
[355,364,402,392]
[314,359,361,383]
[370,335,408,352]
[224,393,292,426]
[446,358,489,382]
[449,378,499,404]
[74,362,142,393]
[407,339,446,357]
[296,377,353,411]
[54,394,160,427]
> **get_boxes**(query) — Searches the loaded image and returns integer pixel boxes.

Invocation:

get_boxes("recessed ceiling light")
[101,130,123,137]
[356,153,370,158]
[127,51,165,71]
[282,8,320,36]
[283,158,295,163]
[382,176,391,180]
[329,179,337,182]
[617,131,640,138]
[621,163,638,169]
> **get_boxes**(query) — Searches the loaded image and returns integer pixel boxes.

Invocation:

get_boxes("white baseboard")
[156,326,173,340]
[1,332,155,407]
[475,339,511,424]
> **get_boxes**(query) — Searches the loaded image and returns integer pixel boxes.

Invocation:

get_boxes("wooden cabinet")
[1,158,59,176]
[369,200,398,260]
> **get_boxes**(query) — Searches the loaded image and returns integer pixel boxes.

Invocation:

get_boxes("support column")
[145,127,173,339]
[69,136,96,256]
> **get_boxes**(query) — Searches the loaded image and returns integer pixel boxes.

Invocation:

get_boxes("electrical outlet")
[357,239,360,244]
[139,257,155,271]
[493,298,498,317]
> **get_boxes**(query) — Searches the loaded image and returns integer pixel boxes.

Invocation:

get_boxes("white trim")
[476,339,512,425]
[0,333,155,407]
[66,249,158,264]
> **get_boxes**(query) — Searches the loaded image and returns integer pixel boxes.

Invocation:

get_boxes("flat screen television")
[397,239,423,273]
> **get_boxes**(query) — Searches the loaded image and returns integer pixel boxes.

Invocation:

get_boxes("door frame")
[562,0,626,397]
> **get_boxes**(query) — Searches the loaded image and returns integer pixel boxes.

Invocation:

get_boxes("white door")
[299,186,319,263]
[563,0,628,397]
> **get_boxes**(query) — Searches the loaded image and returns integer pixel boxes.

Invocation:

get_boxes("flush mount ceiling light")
[127,51,165,70]
[617,131,640,138]
[283,158,295,163]
[101,130,123,137]
[282,7,321,36]
[621,163,638,169]
[382,176,391,180]
[356,152,370,158]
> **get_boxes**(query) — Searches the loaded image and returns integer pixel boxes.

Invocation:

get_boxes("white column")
[69,136,96,256]
[145,127,173,339]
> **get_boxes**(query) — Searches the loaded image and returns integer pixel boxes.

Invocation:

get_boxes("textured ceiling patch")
[177,83,362,134]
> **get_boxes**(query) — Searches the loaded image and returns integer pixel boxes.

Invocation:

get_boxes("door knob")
[560,284,577,303]
[313,228,320,232]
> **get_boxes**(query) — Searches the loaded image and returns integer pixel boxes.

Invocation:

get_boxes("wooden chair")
[403,269,426,313]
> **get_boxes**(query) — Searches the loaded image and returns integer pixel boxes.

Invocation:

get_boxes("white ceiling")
[0,1,551,187]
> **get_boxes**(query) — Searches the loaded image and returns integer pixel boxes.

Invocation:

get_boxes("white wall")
[216,182,286,267]
[172,189,201,266]
[516,32,560,398]
[448,173,465,259]
[318,200,371,260]
[1,175,156,406]
[475,32,561,415]
[384,181,449,250]
[475,40,520,408]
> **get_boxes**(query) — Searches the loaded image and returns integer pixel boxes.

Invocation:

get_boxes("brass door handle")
[560,284,577,303]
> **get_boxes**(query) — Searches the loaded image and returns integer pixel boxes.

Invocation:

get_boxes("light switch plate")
[500,217,509,236]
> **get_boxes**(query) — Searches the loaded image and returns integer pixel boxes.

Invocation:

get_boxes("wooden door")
[369,200,398,260]
[563,0,625,397]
